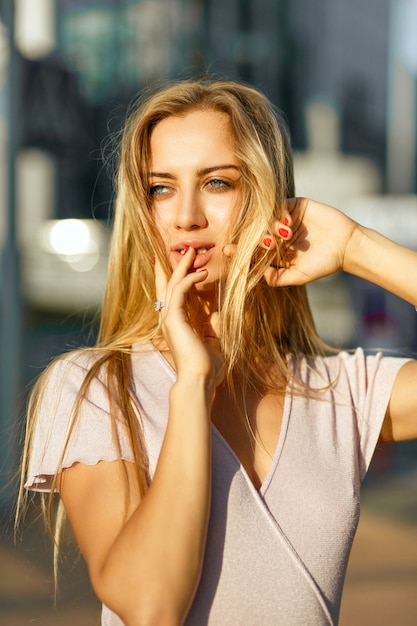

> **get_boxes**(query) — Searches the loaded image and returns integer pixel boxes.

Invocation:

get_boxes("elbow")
[90,566,187,626]
[124,608,186,626]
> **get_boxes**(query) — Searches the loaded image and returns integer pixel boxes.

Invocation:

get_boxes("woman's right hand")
[154,247,225,394]
[60,247,221,626]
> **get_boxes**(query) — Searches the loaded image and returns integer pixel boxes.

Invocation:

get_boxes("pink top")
[27,344,409,625]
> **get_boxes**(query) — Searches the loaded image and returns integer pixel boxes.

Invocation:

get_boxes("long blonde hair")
[101,77,322,362]
[18,77,325,551]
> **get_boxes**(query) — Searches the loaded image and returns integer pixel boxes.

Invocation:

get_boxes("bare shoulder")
[383,360,417,442]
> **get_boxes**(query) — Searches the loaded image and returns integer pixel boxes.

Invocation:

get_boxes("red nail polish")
[184,245,190,253]
[278,228,289,238]
[152,256,156,264]
[263,237,272,248]
[283,217,289,226]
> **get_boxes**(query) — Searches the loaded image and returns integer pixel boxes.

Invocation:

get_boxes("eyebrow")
[148,165,241,178]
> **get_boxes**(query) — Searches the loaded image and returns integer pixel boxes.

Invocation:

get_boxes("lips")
[171,242,215,269]
[179,246,209,255]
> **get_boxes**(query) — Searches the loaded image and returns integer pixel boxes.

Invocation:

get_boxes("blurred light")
[397,0,417,76]
[48,219,90,256]
[39,219,101,273]
[17,149,55,247]
[22,218,109,310]
[15,0,55,59]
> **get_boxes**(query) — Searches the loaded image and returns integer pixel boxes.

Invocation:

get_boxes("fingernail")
[152,256,156,264]
[184,246,190,253]
[263,237,272,248]
[283,217,289,226]
[278,228,289,238]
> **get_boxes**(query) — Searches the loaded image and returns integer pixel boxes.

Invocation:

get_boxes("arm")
[343,222,417,308]
[263,198,417,305]
[61,379,212,626]
[59,248,223,626]
[258,199,417,442]
[381,360,417,442]
[344,222,417,443]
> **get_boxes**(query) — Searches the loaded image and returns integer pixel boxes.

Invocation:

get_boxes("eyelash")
[149,184,169,196]
[149,179,233,197]
[207,179,232,190]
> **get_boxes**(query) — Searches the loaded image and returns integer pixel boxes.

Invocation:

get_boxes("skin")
[58,109,417,626]
[149,109,243,307]
[150,110,288,487]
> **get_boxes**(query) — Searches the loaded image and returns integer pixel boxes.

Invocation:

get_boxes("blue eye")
[208,179,231,190]
[149,184,169,196]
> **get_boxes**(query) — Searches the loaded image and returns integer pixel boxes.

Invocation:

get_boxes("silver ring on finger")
[153,301,165,312]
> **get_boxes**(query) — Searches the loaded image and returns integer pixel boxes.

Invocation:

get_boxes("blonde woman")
[20,79,417,625]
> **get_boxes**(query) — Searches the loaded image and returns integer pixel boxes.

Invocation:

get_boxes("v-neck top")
[26,343,410,625]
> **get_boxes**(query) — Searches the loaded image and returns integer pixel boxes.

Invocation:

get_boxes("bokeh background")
[0,0,416,624]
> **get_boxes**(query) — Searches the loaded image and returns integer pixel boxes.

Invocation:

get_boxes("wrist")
[171,374,217,407]
[342,223,367,276]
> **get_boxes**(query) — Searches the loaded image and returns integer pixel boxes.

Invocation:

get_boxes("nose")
[175,187,207,231]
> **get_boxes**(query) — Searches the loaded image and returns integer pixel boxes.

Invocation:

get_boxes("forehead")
[149,109,236,167]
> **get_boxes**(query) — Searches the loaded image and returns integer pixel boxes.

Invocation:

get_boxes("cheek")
[151,216,174,263]
[152,212,170,239]
[214,205,239,240]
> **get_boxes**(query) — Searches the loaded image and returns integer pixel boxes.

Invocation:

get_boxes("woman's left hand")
[263,198,358,287]
[223,198,358,288]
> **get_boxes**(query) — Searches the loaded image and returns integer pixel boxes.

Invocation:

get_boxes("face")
[148,109,242,297]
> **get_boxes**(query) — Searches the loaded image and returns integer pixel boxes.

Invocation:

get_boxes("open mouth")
[172,244,215,270]
[179,246,209,255]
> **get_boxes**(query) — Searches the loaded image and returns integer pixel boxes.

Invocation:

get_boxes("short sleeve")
[26,352,135,492]
[337,349,411,478]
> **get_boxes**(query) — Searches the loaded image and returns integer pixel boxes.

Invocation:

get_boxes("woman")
[20,78,417,625]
